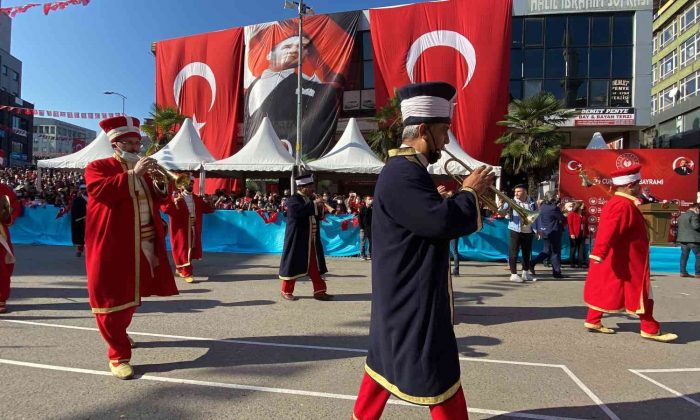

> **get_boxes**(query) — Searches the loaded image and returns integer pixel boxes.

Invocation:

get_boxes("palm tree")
[367,90,402,161]
[495,93,578,196]
[140,104,186,154]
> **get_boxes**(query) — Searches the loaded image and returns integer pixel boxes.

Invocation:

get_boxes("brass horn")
[143,142,191,189]
[441,148,540,226]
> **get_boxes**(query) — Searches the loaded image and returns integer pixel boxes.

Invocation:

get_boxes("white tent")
[37,131,113,169]
[204,117,295,173]
[308,118,384,174]
[427,130,502,177]
[150,118,215,171]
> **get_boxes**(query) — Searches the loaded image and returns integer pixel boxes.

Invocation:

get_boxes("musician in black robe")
[278,172,333,301]
[352,82,495,419]
[70,184,88,257]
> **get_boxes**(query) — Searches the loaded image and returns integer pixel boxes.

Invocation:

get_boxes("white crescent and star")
[406,30,476,89]
[567,160,582,172]
[173,62,217,136]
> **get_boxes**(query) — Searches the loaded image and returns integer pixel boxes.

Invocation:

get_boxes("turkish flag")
[155,27,244,194]
[370,0,511,165]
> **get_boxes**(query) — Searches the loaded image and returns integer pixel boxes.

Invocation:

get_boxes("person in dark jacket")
[676,203,700,277]
[531,191,566,278]
[358,196,373,260]
[278,172,333,301]
[352,81,494,419]
[70,184,88,257]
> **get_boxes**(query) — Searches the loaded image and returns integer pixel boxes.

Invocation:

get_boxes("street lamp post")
[284,0,313,193]
[103,91,127,115]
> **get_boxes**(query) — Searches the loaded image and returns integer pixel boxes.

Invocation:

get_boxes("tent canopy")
[204,117,295,174]
[427,131,502,177]
[37,131,114,169]
[151,118,215,171]
[308,118,384,174]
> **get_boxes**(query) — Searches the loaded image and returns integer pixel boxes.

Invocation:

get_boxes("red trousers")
[586,299,660,335]
[353,373,469,420]
[0,262,14,303]
[178,264,193,277]
[281,244,327,295]
[94,307,136,363]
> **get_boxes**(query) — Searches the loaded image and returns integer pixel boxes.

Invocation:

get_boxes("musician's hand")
[462,166,495,196]
[437,185,451,199]
[134,157,157,177]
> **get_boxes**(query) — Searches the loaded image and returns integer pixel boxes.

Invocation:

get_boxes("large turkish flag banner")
[155,28,244,193]
[370,0,511,165]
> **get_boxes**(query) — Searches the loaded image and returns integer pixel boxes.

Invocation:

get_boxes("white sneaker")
[509,274,524,283]
[522,270,537,282]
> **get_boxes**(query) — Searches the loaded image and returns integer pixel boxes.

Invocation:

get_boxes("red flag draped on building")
[155,28,244,194]
[369,0,512,165]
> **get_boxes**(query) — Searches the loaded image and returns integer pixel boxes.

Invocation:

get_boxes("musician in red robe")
[161,180,214,283]
[583,164,677,343]
[85,116,179,379]
[0,183,20,314]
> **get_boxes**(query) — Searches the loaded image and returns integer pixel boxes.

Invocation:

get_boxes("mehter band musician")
[352,82,494,419]
[85,116,179,380]
[278,171,334,301]
[0,183,19,314]
[583,164,677,343]
[162,178,214,283]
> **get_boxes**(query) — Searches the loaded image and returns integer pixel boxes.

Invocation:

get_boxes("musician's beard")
[427,149,441,164]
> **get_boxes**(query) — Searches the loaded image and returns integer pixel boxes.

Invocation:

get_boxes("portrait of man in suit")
[674,158,693,176]
[243,13,360,159]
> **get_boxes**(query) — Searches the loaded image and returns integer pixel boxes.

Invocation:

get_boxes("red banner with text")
[369,0,512,165]
[560,149,699,235]
[155,27,244,194]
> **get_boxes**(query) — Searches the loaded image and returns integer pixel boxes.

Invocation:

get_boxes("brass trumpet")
[441,148,540,226]
[143,142,191,189]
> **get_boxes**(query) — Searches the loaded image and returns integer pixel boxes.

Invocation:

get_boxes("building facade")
[645,0,700,148]
[32,117,96,160]
[337,0,654,150]
[0,91,33,167]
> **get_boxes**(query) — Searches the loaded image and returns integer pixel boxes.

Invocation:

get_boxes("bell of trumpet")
[150,165,192,189]
[441,148,540,226]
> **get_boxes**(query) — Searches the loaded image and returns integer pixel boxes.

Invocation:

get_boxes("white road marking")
[1,318,616,419]
[630,369,700,409]
[0,358,586,420]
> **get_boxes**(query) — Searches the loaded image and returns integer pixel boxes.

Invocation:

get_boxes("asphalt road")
[0,244,698,419]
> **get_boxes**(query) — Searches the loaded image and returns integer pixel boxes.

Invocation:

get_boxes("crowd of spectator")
[0,167,374,217]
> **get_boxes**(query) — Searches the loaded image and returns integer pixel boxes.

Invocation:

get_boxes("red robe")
[84,156,178,314]
[0,184,19,303]
[161,192,214,269]
[584,192,650,314]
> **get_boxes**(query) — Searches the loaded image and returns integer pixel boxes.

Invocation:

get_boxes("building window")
[680,32,699,67]
[590,16,611,45]
[589,47,611,78]
[589,80,609,106]
[651,93,656,115]
[611,46,633,78]
[681,70,699,100]
[652,63,657,85]
[568,15,589,46]
[1,66,7,76]
[680,1,699,33]
[524,18,544,47]
[659,50,677,80]
[545,16,566,47]
[613,15,633,45]
[659,21,676,50]
[11,71,18,82]
[659,85,677,112]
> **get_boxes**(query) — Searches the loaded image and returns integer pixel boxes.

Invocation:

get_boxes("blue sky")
[10,0,424,134]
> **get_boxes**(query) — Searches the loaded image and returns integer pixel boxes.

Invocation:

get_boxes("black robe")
[244,74,339,159]
[279,193,328,280]
[70,195,87,246]
[365,148,481,405]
